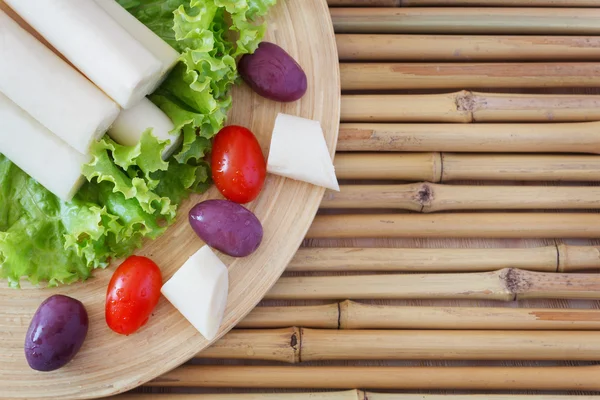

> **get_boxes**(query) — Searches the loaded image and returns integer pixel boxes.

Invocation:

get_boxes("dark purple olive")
[24,295,88,372]
[238,41,307,102]
[189,199,263,257]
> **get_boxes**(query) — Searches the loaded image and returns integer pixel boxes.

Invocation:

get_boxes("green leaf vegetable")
[0,0,275,288]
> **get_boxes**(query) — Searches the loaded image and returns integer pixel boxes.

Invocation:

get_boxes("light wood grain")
[266,269,600,301]
[337,122,600,153]
[337,35,600,61]
[328,0,600,6]
[341,63,600,90]
[340,301,600,330]
[119,393,359,400]
[238,304,340,329]
[307,214,600,239]
[336,153,600,182]
[442,154,600,181]
[334,153,442,181]
[117,391,600,400]
[367,395,600,400]
[199,327,300,363]
[288,245,600,273]
[201,328,600,362]
[0,1,340,399]
[341,92,600,123]
[322,184,600,211]
[341,93,471,123]
[289,247,557,272]
[331,8,600,34]
[147,365,600,390]
[239,301,600,330]
[328,0,402,5]
[352,0,600,6]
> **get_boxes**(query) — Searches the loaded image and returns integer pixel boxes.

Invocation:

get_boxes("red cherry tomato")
[105,256,162,335]
[211,125,266,204]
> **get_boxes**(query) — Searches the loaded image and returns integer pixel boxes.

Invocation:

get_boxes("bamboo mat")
[118,1,600,399]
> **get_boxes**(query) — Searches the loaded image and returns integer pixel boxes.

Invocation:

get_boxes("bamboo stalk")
[288,245,600,273]
[239,301,600,330]
[368,395,600,400]
[116,393,600,400]
[337,35,600,62]
[341,93,471,123]
[268,271,513,301]
[341,63,600,91]
[341,301,600,330]
[302,329,600,361]
[322,184,600,211]
[307,214,600,239]
[119,392,359,400]
[266,269,600,300]
[441,154,600,181]
[238,304,340,329]
[289,247,559,272]
[334,153,442,181]
[328,0,401,5]
[336,153,600,181]
[199,327,300,363]
[390,0,600,6]
[331,8,600,35]
[147,365,600,390]
[558,243,600,272]
[341,92,600,123]
[337,122,600,153]
[200,328,600,362]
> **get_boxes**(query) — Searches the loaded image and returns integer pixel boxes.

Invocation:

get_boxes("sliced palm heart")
[0,9,119,154]
[161,246,229,341]
[4,0,163,109]
[108,98,181,159]
[0,92,88,201]
[93,0,180,93]
[267,113,339,191]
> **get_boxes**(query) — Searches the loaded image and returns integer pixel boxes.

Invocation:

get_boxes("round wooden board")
[0,0,340,398]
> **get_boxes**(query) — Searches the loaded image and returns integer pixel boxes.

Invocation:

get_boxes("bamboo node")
[293,328,302,363]
[454,90,475,122]
[433,153,443,183]
[414,182,434,212]
[502,268,532,298]
[556,242,563,273]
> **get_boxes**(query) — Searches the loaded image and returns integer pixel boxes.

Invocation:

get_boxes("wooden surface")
[117,2,600,399]
[118,2,600,399]
[4,1,597,399]
[0,1,340,399]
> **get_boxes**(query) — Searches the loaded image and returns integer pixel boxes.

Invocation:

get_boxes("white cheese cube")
[161,246,229,341]
[267,113,339,191]
[94,0,180,93]
[0,92,88,201]
[108,98,181,160]
[0,9,120,154]
[4,0,163,109]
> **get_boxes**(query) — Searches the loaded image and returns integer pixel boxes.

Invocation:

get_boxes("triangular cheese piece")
[267,113,339,191]
[161,246,229,340]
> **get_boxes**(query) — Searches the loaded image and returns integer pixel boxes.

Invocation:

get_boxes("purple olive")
[238,42,307,102]
[189,199,263,257]
[24,295,88,372]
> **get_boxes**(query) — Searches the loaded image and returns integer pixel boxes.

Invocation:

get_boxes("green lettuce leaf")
[123,0,275,166]
[0,0,275,288]
[0,156,109,287]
